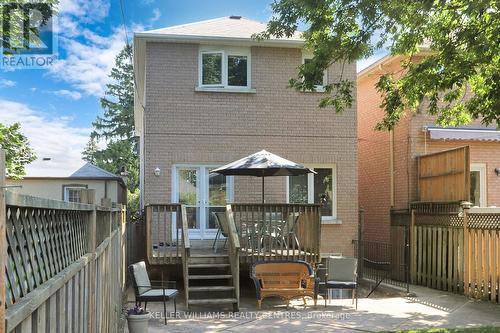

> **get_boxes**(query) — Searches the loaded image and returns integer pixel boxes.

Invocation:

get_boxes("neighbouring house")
[358,54,500,243]
[6,163,127,205]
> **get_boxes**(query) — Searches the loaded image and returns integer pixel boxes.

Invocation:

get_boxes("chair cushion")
[326,280,357,289]
[140,289,178,298]
[132,261,151,295]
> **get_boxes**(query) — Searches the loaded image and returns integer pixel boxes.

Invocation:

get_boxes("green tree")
[83,44,139,207]
[0,122,36,178]
[259,0,500,129]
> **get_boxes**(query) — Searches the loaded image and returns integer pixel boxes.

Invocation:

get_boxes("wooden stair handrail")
[225,205,240,250]
[180,205,191,251]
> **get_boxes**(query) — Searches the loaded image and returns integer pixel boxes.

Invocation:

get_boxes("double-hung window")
[199,47,251,89]
[287,166,337,222]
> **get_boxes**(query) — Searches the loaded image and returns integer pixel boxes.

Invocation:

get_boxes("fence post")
[358,208,364,279]
[462,201,472,296]
[0,150,6,333]
[410,208,416,284]
[87,197,97,333]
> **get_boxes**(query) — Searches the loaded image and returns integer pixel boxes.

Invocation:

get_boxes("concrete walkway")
[123,285,500,332]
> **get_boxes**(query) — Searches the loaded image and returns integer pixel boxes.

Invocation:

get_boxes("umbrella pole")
[262,176,265,204]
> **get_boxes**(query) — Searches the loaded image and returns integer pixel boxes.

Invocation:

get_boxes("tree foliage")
[0,122,36,178]
[260,0,500,129]
[83,44,139,202]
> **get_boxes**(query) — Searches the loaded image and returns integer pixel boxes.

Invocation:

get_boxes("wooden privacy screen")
[417,146,470,202]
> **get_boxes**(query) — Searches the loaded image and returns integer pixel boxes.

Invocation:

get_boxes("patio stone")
[123,284,500,332]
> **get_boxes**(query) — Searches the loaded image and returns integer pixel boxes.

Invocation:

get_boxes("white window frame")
[286,164,338,223]
[199,51,225,87]
[302,51,328,92]
[198,46,251,90]
[64,186,86,202]
[171,164,234,240]
[470,163,487,207]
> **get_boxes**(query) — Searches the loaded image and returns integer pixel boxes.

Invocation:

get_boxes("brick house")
[133,16,358,256]
[358,54,500,243]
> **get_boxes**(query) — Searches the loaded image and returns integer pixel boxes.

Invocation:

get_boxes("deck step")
[189,274,232,280]
[188,256,229,264]
[188,298,237,305]
[188,286,235,292]
[188,263,230,268]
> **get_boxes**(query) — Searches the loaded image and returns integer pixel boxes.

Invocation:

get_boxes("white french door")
[172,165,233,239]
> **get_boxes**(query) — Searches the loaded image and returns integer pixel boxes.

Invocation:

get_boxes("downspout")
[389,129,395,208]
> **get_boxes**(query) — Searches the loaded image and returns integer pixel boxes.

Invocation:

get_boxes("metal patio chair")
[212,212,229,252]
[128,261,178,324]
[322,256,358,309]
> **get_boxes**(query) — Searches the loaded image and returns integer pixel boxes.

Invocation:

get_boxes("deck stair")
[185,253,238,310]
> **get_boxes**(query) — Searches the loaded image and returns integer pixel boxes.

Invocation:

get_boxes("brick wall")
[358,56,500,243]
[143,42,358,255]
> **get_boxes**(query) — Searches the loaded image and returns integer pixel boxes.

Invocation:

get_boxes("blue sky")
[0,0,386,176]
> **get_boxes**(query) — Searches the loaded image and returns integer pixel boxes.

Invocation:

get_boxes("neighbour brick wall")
[359,56,500,244]
[143,42,358,255]
[357,74,391,242]
[409,113,500,206]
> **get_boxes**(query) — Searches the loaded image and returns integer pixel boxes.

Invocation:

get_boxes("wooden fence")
[417,146,470,202]
[410,203,499,303]
[1,189,127,332]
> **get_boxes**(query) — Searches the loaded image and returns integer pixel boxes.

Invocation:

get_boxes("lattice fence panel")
[468,213,500,229]
[5,206,88,306]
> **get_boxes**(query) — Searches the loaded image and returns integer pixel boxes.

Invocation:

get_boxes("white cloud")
[58,0,110,23]
[51,89,82,100]
[150,8,161,23]
[0,99,90,176]
[48,27,128,97]
[0,79,16,87]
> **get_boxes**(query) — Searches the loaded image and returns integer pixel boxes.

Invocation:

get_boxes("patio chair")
[128,261,178,324]
[268,212,300,250]
[322,256,358,309]
[212,212,228,252]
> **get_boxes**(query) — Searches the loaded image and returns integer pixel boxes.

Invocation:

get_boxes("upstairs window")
[303,58,325,87]
[199,47,250,89]
[202,52,222,85]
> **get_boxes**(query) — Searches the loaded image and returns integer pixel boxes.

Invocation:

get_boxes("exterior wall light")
[154,167,161,177]
[495,168,500,176]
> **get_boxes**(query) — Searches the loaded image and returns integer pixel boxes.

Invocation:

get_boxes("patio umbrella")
[210,150,316,203]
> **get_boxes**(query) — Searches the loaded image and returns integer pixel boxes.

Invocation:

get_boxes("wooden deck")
[146,203,321,266]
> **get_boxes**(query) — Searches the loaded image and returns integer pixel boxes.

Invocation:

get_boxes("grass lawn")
[387,328,500,333]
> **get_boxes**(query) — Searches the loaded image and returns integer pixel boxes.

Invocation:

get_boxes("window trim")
[286,164,337,222]
[63,185,88,202]
[198,46,251,90]
[470,163,487,207]
[301,52,328,92]
[199,50,225,87]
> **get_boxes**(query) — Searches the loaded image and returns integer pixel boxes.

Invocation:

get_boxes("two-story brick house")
[358,54,500,243]
[133,16,358,257]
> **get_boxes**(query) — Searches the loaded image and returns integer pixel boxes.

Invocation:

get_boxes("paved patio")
[123,284,500,332]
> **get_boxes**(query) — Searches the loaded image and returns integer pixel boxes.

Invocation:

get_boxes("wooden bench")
[250,261,318,309]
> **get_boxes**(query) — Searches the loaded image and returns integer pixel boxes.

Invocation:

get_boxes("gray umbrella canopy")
[210,150,316,203]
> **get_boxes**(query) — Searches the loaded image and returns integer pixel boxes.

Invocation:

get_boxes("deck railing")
[145,204,187,264]
[229,203,321,264]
